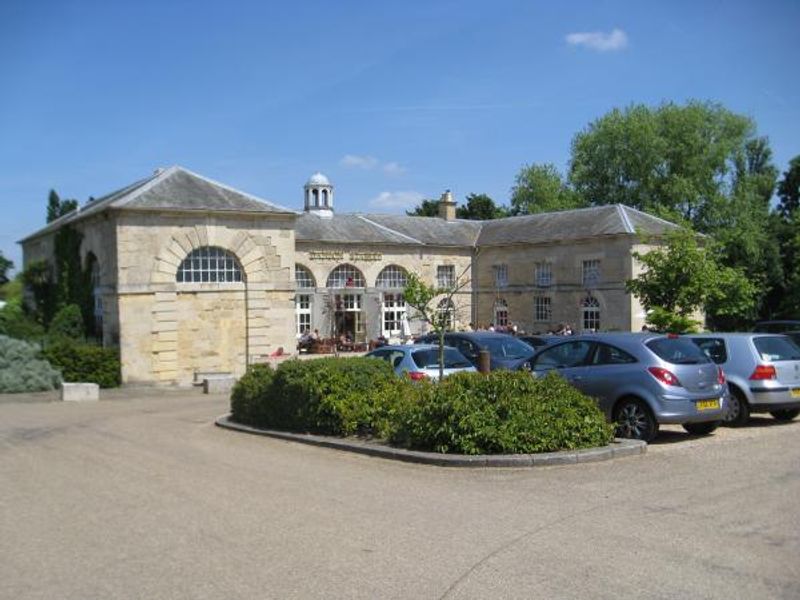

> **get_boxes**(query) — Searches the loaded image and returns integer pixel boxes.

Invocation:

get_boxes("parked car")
[415,332,535,371]
[517,335,560,350]
[688,333,800,425]
[365,344,475,381]
[524,333,726,442]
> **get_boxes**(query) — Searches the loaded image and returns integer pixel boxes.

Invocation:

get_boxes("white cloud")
[565,28,628,52]
[369,190,424,209]
[382,161,406,176]
[340,154,379,169]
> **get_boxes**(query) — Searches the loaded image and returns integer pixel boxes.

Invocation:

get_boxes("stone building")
[20,166,678,385]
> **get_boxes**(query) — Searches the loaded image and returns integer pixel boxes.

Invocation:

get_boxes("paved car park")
[1,389,799,599]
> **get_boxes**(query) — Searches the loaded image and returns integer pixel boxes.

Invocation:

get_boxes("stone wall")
[116,211,296,385]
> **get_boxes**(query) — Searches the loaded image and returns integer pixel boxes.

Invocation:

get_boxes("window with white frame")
[436,298,455,330]
[337,294,362,311]
[582,296,601,331]
[376,265,408,289]
[295,264,315,289]
[534,262,552,287]
[381,292,406,337]
[582,259,601,288]
[493,299,508,327]
[295,294,312,335]
[437,265,455,289]
[493,264,508,289]
[326,264,365,288]
[176,246,243,283]
[534,296,551,322]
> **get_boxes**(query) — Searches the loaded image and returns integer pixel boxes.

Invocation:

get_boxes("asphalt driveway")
[0,389,798,599]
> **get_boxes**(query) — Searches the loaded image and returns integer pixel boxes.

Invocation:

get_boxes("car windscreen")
[479,337,535,359]
[689,338,727,364]
[753,336,800,362]
[411,348,472,369]
[646,337,711,365]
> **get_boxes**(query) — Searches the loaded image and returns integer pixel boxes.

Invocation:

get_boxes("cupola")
[304,172,334,217]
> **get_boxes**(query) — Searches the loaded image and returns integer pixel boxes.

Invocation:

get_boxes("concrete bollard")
[61,383,100,402]
[203,375,236,395]
[478,350,491,374]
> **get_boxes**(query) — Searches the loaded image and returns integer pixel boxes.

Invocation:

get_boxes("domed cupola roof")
[306,172,331,187]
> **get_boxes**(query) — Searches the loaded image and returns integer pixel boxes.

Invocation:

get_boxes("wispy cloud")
[340,154,407,176]
[382,161,406,176]
[565,28,628,52]
[340,154,379,169]
[369,190,424,210]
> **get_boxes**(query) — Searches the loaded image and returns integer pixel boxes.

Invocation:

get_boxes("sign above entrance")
[309,250,384,262]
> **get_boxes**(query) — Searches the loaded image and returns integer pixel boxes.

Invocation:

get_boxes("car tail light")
[407,371,428,381]
[749,365,776,380]
[648,366,682,387]
[717,367,726,385]
[667,333,680,339]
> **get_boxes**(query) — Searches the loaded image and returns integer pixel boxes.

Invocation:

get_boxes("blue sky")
[2,0,799,270]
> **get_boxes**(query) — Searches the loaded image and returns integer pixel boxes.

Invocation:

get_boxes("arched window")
[582,296,601,332]
[176,246,243,283]
[295,264,315,289]
[436,298,455,331]
[322,189,329,207]
[493,298,508,328]
[376,265,408,289]
[312,189,319,207]
[326,264,365,288]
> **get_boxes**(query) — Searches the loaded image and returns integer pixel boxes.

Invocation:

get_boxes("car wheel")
[682,421,720,436]
[770,409,800,421]
[725,386,750,426]
[614,398,659,442]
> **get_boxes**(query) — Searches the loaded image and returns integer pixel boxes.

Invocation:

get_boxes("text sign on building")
[309,250,383,262]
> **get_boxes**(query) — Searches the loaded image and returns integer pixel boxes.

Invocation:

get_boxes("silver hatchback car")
[527,333,726,442]
[688,333,800,425]
[366,344,476,381]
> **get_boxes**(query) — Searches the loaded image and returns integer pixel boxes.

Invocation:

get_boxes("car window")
[452,338,478,359]
[646,337,710,365]
[591,343,637,365]
[533,341,594,370]
[368,349,390,361]
[412,348,472,369]
[690,338,727,364]
[753,336,800,362]
[480,336,535,359]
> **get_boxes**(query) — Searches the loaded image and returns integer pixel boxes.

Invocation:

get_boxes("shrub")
[42,341,121,388]
[230,357,397,435]
[48,304,85,342]
[0,334,61,393]
[0,299,46,343]
[230,363,274,425]
[383,371,614,454]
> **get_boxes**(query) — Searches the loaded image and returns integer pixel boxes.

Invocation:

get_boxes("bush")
[230,363,274,425]
[0,299,46,343]
[42,340,121,388]
[230,357,397,435]
[48,304,85,342]
[382,371,614,454]
[0,334,61,393]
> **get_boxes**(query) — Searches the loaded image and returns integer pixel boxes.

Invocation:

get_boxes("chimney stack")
[438,190,456,221]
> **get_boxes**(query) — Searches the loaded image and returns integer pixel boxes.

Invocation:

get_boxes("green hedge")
[231,357,396,436]
[383,371,614,454]
[42,341,121,388]
[0,334,61,393]
[230,359,613,454]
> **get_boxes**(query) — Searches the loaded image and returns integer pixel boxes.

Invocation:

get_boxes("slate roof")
[295,213,482,247]
[475,204,679,247]
[20,166,295,243]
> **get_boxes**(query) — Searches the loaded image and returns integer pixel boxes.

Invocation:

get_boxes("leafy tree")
[46,189,78,223]
[626,228,756,332]
[510,163,587,215]
[777,155,800,219]
[406,199,440,217]
[456,193,507,220]
[403,266,470,380]
[0,252,12,286]
[48,304,85,342]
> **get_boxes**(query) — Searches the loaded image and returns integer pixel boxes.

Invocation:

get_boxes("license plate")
[791,388,800,399]
[696,399,720,411]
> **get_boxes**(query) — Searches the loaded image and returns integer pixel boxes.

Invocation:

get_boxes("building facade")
[20,166,677,385]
